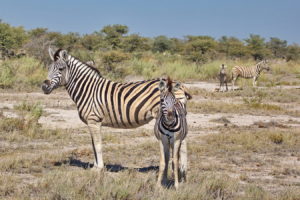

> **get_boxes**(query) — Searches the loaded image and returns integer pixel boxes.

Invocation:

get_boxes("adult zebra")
[231,60,270,89]
[42,48,192,170]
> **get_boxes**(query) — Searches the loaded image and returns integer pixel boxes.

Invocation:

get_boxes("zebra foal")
[231,60,270,89]
[218,64,228,92]
[154,77,188,189]
[42,48,191,170]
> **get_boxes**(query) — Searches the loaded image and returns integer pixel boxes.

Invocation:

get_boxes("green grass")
[0,57,47,90]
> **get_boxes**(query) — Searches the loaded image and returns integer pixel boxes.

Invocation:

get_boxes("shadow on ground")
[54,158,159,173]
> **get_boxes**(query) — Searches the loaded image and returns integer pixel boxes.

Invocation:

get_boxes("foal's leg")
[173,139,181,189]
[179,139,187,182]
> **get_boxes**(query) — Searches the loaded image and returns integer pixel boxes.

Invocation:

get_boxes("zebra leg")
[225,81,228,92]
[232,77,236,90]
[253,77,258,87]
[87,122,104,170]
[173,139,181,189]
[157,136,169,187]
[179,139,187,183]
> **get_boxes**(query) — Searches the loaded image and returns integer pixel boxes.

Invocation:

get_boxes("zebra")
[218,64,228,92]
[154,77,188,189]
[231,60,270,89]
[42,47,192,170]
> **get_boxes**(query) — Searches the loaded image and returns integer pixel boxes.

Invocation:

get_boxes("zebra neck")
[65,56,103,104]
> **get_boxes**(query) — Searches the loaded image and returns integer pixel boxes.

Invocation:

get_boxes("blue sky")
[1,0,299,44]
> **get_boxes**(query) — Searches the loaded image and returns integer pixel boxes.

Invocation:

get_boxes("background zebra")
[42,47,192,170]
[218,64,228,92]
[231,60,270,89]
[154,77,188,189]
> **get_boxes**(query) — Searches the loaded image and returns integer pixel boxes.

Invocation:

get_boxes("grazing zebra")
[231,60,270,89]
[218,64,228,92]
[154,77,188,189]
[42,48,192,170]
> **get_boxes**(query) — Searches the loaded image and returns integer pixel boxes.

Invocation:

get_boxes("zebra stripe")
[231,60,270,88]
[154,77,188,189]
[42,48,192,169]
[154,78,188,142]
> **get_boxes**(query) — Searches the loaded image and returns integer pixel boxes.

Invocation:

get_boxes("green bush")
[0,57,47,90]
[0,62,15,88]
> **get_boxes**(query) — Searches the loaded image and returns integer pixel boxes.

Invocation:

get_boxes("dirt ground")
[0,82,299,199]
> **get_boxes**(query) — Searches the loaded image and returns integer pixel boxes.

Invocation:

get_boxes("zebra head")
[159,77,181,123]
[259,60,270,71]
[42,48,70,94]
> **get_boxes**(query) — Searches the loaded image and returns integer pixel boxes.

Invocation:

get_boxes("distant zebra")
[218,64,228,92]
[154,77,188,189]
[232,60,270,89]
[42,48,192,170]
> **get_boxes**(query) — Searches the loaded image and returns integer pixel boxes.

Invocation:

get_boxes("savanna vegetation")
[0,20,300,90]
[1,20,300,200]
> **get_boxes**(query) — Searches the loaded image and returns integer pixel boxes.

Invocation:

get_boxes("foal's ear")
[173,82,181,92]
[48,47,55,61]
[158,78,167,92]
[59,50,68,61]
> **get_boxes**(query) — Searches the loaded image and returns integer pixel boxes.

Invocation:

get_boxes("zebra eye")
[58,68,63,71]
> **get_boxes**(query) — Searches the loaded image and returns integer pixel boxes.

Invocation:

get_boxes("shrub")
[269,133,283,144]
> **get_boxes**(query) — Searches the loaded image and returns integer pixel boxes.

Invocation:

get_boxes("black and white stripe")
[231,60,270,88]
[154,77,188,189]
[42,48,192,169]
[218,64,228,92]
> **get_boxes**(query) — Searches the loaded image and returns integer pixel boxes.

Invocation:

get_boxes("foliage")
[245,34,269,60]
[184,36,217,64]
[266,37,287,59]
[0,57,47,90]
[286,44,300,62]
[122,34,150,52]
[152,35,175,53]
[218,36,249,59]
[101,24,129,49]
[0,21,28,59]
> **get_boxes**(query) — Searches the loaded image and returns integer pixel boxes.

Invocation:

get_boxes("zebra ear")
[59,50,68,61]
[48,47,55,61]
[158,78,166,92]
[173,82,181,92]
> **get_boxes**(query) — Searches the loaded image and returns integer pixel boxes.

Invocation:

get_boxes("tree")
[80,33,104,51]
[184,36,217,64]
[266,37,287,59]
[0,21,28,58]
[245,34,269,60]
[122,34,150,52]
[28,28,48,38]
[101,24,129,49]
[286,44,300,61]
[152,35,175,53]
[218,36,249,59]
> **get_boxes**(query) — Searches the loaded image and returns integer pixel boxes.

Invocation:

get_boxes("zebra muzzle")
[42,80,51,94]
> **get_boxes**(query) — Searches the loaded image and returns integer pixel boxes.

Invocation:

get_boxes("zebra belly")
[101,114,154,128]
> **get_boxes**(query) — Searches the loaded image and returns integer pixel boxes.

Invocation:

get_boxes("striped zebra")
[218,64,228,92]
[154,77,188,189]
[231,60,270,89]
[42,48,192,170]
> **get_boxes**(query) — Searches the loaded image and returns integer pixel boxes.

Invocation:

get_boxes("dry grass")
[0,85,300,199]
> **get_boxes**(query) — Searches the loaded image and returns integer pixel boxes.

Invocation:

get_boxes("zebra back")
[232,60,270,79]
[42,48,192,129]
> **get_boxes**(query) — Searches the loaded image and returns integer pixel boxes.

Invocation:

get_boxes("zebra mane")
[70,55,102,77]
[167,76,173,92]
